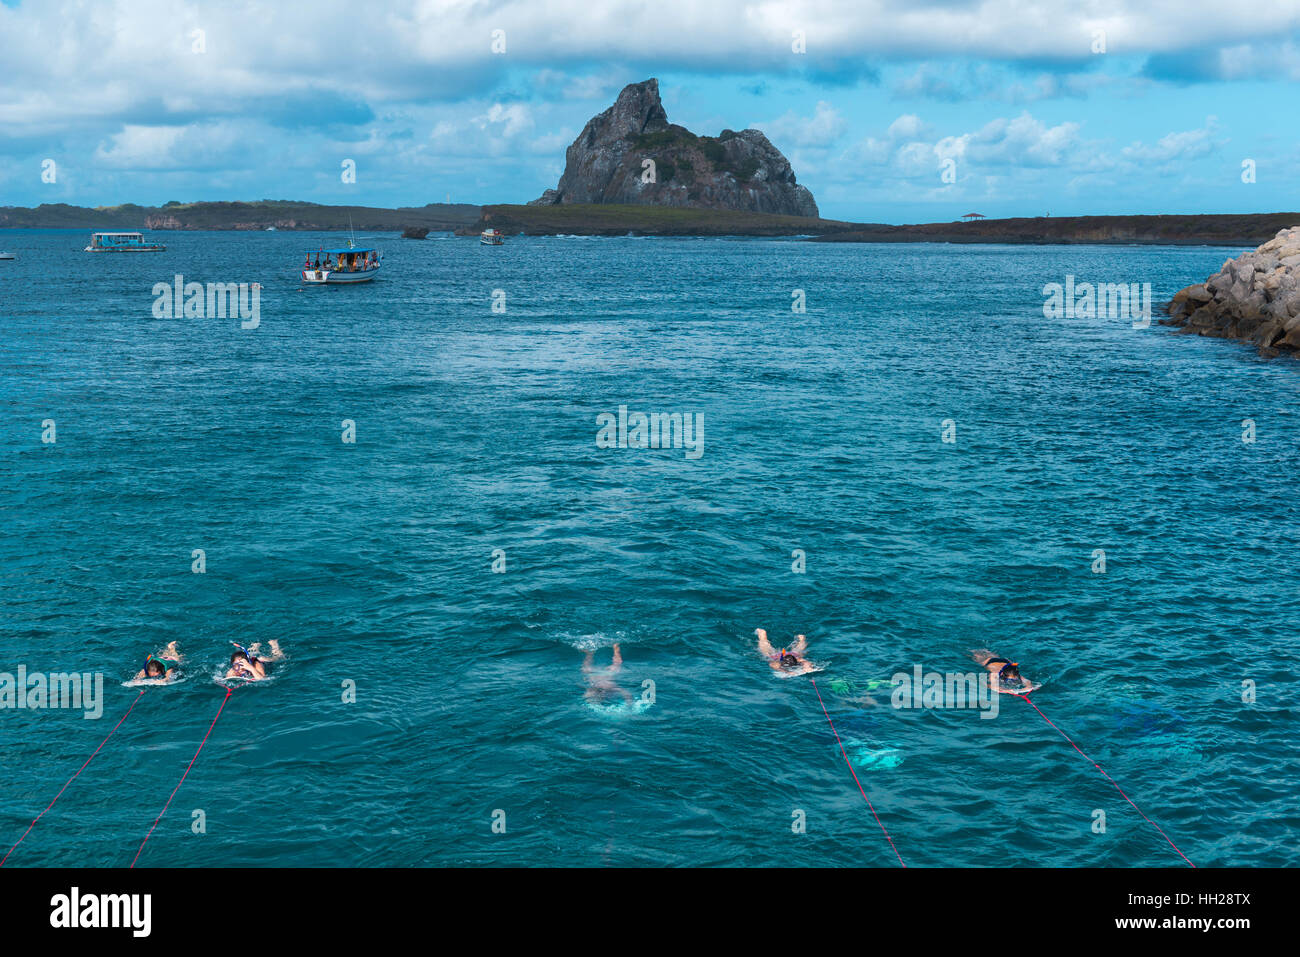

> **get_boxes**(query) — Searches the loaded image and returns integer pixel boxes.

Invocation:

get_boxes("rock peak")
[610,78,668,136]
[530,78,818,217]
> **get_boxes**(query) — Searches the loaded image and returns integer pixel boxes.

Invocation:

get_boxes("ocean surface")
[2,228,1297,867]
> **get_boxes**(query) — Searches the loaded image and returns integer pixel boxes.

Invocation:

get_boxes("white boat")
[480,229,504,246]
[0,252,15,261]
[301,240,382,284]
[84,231,166,252]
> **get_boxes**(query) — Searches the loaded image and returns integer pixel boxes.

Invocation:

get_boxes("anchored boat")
[480,229,504,246]
[84,231,166,252]
[302,241,382,284]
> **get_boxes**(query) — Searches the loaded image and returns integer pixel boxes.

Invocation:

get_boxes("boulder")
[527,189,561,207]
[1166,225,1300,355]
[1254,318,1284,346]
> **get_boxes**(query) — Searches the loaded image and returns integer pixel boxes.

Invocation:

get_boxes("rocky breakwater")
[530,78,818,218]
[1166,226,1300,354]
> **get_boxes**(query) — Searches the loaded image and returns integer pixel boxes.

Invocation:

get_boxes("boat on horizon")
[84,231,166,252]
[480,228,504,246]
[301,241,382,284]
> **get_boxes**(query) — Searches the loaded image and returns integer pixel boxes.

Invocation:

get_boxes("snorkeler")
[226,639,284,681]
[756,628,818,677]
[582,643,633,706]
[974,650,1035,694]
[135,641,181,681]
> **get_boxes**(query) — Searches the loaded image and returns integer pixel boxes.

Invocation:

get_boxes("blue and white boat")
[301,241,382,284]
[84,231,166,252]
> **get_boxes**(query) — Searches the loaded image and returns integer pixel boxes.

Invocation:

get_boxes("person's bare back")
[972,649,1036,694]
[756,628,817,677]
[583,643,632,705]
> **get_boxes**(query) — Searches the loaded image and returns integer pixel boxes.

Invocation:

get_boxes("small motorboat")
[0,251,15,261]
[480,229,504,246]
[302,241,382,284]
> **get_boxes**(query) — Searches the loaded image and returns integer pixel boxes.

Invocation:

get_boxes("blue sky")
[1,0,1298,222]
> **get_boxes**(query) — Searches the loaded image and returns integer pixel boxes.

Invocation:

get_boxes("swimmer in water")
[828,676,881,707]
[226,639,284,681]
[134,641,181,681]
[582,643,633,707]
[973,649,1035,694]
[755,628,817,677]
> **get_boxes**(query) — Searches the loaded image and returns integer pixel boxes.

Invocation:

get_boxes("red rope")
[1,689,146,868]
[131,688,232,868]
[811,677,906,867]
[1015,693,1194,867]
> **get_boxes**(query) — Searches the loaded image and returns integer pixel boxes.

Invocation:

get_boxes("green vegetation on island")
[4,199,1296,247]
[466,203,858,236]
[0,200,481,231]
[810,213,1300,246]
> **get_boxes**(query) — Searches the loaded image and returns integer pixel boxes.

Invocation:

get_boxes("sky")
[1,0,1298,223]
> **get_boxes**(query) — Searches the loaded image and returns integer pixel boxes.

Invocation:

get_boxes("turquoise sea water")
[2,229,1297,867]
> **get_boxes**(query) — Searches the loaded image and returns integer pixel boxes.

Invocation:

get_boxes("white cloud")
[1121,118,1221,162]
[966,113,1084,167]
[2,1,1300,136]
[819,107,1106,205]
[529,130,575,155]
[762,100,846,148]
[894,140,937,176]
[892,63,1111,104]
[474,103,535,139]
[93,126,187,168]
[887,114,928,140]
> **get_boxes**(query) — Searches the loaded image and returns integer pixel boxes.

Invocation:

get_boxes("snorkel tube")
[229,641,259,675]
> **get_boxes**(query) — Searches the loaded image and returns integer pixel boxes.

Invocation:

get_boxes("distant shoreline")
[3,200,1295,247]
[469,205,1299,246]
[0,200,480,233]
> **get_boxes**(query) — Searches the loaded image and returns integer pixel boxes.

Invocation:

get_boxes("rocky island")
[528,78,818,218]
[1165,226,1300,355]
